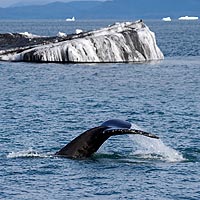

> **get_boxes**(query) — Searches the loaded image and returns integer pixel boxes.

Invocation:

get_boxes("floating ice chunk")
[162,17,172,21]
[57,32,67,37]
[66,16,75,21]
[178,16,198,20]
[75,29,83,34]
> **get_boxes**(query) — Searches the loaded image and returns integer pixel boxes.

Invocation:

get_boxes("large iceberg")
[0,20,164,63]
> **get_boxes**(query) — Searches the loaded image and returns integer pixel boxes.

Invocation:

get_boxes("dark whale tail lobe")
[55,119,159,159]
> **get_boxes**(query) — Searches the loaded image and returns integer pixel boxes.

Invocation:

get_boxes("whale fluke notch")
[55,119,159,159]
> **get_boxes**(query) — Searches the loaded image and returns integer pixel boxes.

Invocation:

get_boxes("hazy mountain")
[9,0,105,7]
[0,0,199,19]
[0,1,103,19]
[87,0,200,19]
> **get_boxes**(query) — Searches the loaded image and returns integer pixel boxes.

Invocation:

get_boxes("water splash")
[129,124,185,162]
[7,148,49,158]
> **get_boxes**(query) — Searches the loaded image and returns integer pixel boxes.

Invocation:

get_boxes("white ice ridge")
[19,32,41,38]
[8,20,164,63]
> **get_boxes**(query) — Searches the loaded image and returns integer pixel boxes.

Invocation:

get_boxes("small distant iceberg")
[57,32,67,37]
[178,16,198,20]
[162,17,172,22]
[75,29,83,34]
[66,16,75,21]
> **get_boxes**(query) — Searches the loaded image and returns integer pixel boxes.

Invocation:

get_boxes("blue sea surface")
[0,20,200,199]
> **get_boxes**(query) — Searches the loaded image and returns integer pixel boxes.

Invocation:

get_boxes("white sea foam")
[7,148,49,158]
[130,124,185,162]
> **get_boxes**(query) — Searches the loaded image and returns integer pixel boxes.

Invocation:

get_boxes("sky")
[0,0,104,8]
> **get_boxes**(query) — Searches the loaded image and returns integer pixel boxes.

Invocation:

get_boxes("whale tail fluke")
[55,119,159,159]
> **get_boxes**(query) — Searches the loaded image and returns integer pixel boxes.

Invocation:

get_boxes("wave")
[7,148,50,159]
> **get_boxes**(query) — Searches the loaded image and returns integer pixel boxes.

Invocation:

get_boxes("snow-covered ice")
[19,32,41,38]
[0,20,164,63]
[178,16,198,20]
[57,32,67,37]
[66,16,75,21]
[162,17,172,21]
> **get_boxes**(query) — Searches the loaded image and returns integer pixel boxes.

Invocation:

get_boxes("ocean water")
[0,20,200,200]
